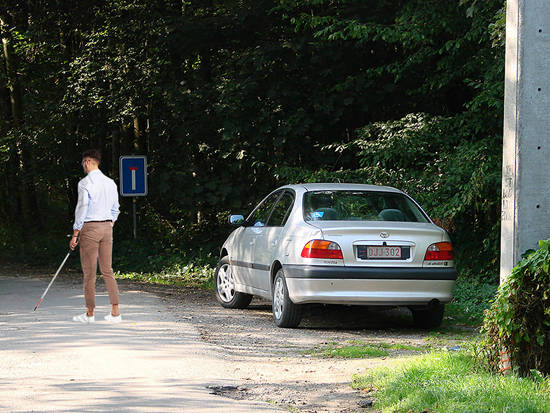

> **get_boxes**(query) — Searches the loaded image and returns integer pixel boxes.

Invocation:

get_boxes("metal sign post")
[120,156,148,239]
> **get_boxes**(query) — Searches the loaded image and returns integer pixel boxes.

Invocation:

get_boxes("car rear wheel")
[272,269,302,328]
[215,256,252,309]
[411,302,445,329]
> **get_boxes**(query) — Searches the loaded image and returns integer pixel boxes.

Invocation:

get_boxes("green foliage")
[482,239,550,375]
[113,237,216,289]
[306,342,389,359]
[116,262,215,290]
[0,220,73,265]
[378,342,426,352]
[1,0,505,281]
[352,351,550,412]
[113,236,217,274]
[305,340,428,359]
[447,276,498,325]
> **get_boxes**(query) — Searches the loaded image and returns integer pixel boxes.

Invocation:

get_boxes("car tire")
[215,256,252,309]
[411,302,445,329]
[272,269,302,328]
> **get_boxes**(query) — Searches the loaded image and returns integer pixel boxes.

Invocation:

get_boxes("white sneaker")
[104,313,122,323]
[73,313,95,323]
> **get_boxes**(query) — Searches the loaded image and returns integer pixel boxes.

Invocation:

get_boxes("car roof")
[282,183,402,193]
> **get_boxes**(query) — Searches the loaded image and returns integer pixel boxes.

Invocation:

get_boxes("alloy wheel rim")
[273,277,284,319]
[217,264,235,302]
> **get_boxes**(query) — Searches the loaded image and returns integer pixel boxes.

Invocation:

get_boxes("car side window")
[247,191,282,227]
[267,191,295,227]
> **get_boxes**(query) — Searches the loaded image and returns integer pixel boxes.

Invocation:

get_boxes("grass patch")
[306,342,389,358]
[116,262,215,289]
[379,342,427,351]
[347,339,427,352]
[321,344,389,358]
[352,351,550,412]
[423,328,480,348]
[306,340,429,359]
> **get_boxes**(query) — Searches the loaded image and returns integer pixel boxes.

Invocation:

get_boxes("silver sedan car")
[215,183,457,328]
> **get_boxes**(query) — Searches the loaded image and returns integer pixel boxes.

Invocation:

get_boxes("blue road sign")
[120,156,147,196]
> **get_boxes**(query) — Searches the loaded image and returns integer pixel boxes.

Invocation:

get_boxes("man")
[70,149,121,323]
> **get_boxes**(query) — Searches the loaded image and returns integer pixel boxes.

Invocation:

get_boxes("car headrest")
[377,208,404,221]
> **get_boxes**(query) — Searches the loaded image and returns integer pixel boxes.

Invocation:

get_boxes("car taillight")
[301,240,343,259]
[424,242,454,261]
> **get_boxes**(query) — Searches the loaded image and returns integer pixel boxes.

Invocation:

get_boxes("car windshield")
[303,190,429,223]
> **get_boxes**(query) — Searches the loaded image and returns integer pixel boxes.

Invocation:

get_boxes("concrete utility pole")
[501,0,550,282]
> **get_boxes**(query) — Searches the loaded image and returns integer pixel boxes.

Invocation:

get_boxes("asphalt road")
[0,275,283,412]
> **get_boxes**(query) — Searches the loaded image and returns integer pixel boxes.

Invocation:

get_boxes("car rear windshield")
[303,190,429,223]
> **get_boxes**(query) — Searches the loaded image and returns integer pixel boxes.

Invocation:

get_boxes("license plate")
[357,245,402,259]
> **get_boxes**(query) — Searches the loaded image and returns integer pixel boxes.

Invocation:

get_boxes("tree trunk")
[1,28,23,124]
[133,115,141,151]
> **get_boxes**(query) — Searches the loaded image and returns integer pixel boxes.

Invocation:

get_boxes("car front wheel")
[272,269,302,328]
[215,256,252,309]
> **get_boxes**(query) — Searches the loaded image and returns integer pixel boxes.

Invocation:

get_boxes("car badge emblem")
[380,232,389,238]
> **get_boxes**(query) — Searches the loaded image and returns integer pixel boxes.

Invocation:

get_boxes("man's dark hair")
[82,149,101,164]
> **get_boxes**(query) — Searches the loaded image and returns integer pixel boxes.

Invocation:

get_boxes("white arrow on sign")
[129,167,138,190]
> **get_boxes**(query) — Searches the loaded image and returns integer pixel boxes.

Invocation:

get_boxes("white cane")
[33,248,74,311]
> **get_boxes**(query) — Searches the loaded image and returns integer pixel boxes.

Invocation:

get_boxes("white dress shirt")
[73,169,120,231]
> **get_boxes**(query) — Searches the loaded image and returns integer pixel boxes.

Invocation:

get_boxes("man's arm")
[71,181,88,249]
[111,183,120,223]
[73,181,89,232]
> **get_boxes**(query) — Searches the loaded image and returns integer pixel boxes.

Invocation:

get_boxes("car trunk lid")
[307,221,445,267]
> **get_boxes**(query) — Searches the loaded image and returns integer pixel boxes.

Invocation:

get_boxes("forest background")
[1,0,505,294]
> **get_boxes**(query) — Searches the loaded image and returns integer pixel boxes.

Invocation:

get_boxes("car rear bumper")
[283,265,457,305]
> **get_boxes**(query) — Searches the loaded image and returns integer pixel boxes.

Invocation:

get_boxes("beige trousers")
[79,221,119,309]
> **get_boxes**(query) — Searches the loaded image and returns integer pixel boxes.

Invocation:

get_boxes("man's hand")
[70,235,79,250]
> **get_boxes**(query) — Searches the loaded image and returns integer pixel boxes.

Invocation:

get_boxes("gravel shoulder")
[140,282,475,413]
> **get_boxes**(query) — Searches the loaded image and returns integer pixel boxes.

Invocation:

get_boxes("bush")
[116,261,215,289]
[446,275,498,325]
[482,239,550,375]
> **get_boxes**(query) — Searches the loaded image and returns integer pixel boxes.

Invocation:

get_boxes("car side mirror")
[229,214,245,226]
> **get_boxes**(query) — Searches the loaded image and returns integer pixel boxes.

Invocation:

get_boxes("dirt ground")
[141,282,473,413]
[1,264,474,413]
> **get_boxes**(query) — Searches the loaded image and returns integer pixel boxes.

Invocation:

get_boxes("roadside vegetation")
[352,351,550,413]
[115,263,215,290]
[446,275,498,326]
[305,340,429,359]
[112,240,216,289]
[481,240,550,375]
[347,240,550,412]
